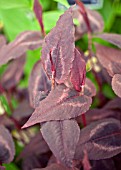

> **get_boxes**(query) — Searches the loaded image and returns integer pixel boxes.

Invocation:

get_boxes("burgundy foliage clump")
[1,0,121,170]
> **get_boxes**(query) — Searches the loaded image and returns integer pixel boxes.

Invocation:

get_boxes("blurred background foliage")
[0,1,121,169]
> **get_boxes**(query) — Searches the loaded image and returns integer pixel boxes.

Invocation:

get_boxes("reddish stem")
[75,0,92,33]
[49,49,56,89]
[0,83,4,93]
[82,113,87,127]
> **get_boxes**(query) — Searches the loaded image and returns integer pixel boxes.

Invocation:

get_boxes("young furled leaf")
[1,55,26,90]
[34,0,45,36]
[0,31,43,66]
[41,120,80,168]
[22,84,92,128]
[41,8,75,84]
[0,125,15,163]
[96,33,121,48]
[70,48,86,92]
[75,118,121,160]
[29,60,51,108]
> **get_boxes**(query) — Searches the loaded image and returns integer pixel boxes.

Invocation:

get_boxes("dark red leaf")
[96,33,121,48]
[41,8,75,84]
[22,84,92,128]
[41,120,80,167]
[18,132,49,160]
[47,155,56,166]
[112,74,121,98]
[12,99,34,124]
[0,31,43,66]
[96,44,121,77]
[70,48,86,92]
[96,44,121,97]
[0,166,5,170]
[29,60,51,108]
[73,9,104,40]
[1,55,26,90]
[34,0,45,36]
[0,125,15,163]
[22,156,42,170]
[33,163,70,170]
[84,78,96,97]
[0,115,14,129]
[103,97,121,111]
[91,159,116,170]
[75,118,121,160]
[81,97,121,125]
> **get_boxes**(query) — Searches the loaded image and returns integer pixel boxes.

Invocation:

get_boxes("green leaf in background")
[43,10,64,32]
[53,0,70,8]
[102,84,116,99]
[0,0,32,9]
[3,163,20,170]
[19,49,41,88]
[40,0,52,11]
[0,95,11,115]
[0,8,39,41]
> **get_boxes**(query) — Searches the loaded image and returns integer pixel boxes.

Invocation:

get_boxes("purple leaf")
[91,159,116,170]
[12,99,34,124]
[70,48,86,92]
[84,78,96,97]
[73,8,104,40]
[34,0,45,36]
[83,97,121,125]
[74,9,104,40]
[0,125,15,163]
[96,44,121,97]
[103,97,121,110]
[18,132,49,160]
[22,84,92,128]
[75,118,121,160]
[96,33,121,48]
[1,55,26,90]
[33,163,70,170]
[0,166,5,170]
[96,44,121,77]
[47,155,56,166]
[41,8,75,84]
[41,120,80,167]
[0,31,43,66]
[29,60,51,108]
[112,74,121,98]
[22,156,42,170]
[0,115,14,129]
